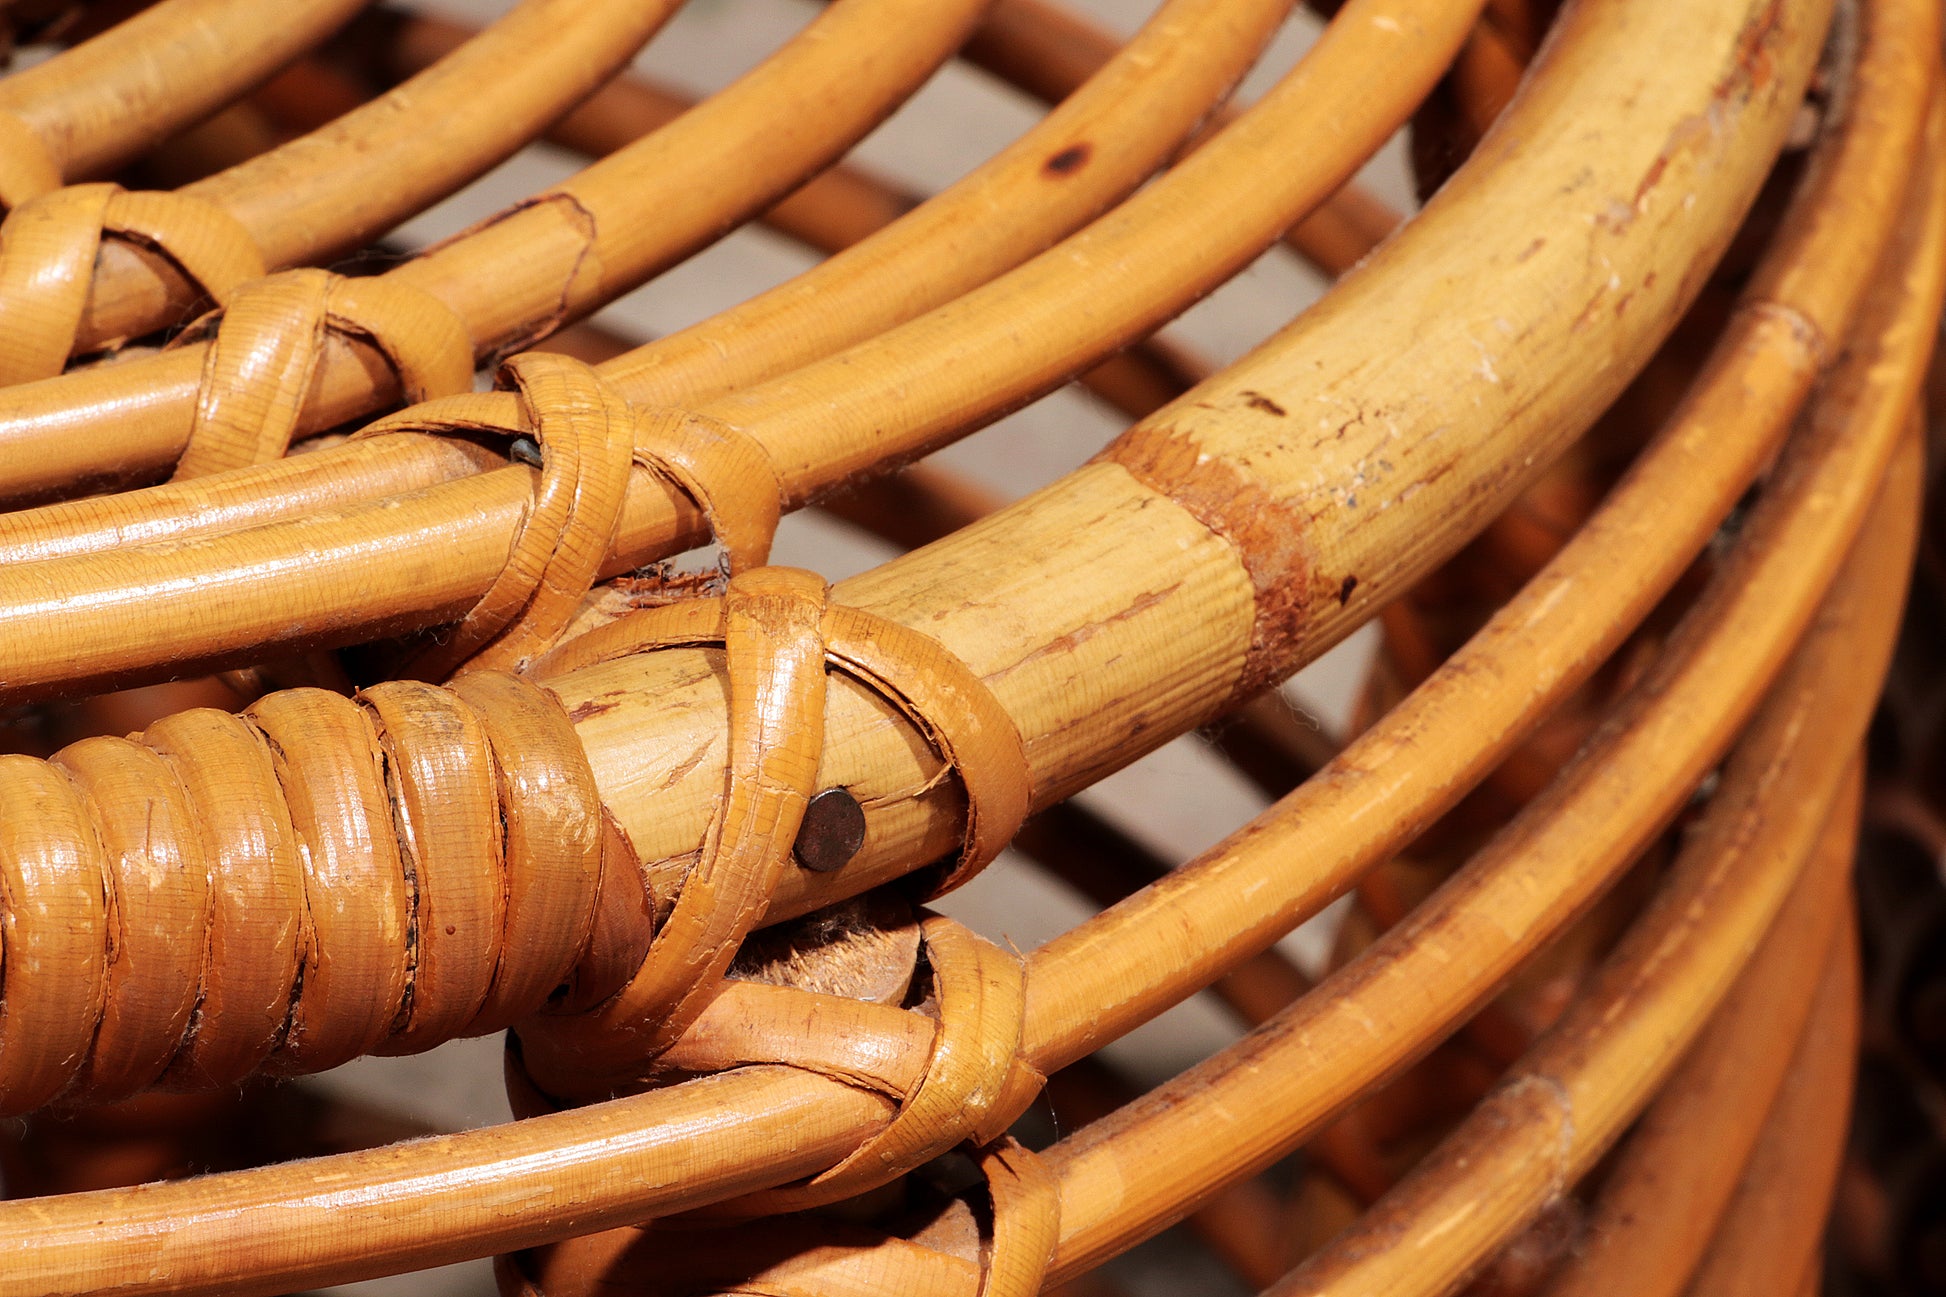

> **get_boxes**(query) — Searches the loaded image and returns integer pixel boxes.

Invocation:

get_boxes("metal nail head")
[794,787,866,872]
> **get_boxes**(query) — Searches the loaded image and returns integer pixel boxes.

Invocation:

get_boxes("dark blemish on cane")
[1242,391,1287,417]
[1044,143,1092,176]
[1339,576,1358,606]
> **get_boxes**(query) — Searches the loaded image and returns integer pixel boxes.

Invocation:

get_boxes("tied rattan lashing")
[0,0,1935,1293]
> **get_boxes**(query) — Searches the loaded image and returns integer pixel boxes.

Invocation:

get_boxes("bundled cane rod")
[0,0,694,390]
[1682,934,1863,1297]
[1028,150,1940,1291]
[0,0,1862,1292]
[515,478,1902,1293]
[0,0,1310,489]
[1033,0,1928,1061]
[1260,446,1909,1295]
[0,0,1009,497]
[0,0,1376,521]
[0,0,1844,1051]
[509,206,1929,1285]
[0,0,1559,699]
[286,1,1254,430]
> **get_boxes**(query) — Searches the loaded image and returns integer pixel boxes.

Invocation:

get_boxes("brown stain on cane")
[1043,143,1092,176]
[1101,425,1317,698]
[567,697,620,723]
[1608,0,1788,257]
[1716,0,1787,102]
[1633,154,1672,208]
[1241,391,1287,417]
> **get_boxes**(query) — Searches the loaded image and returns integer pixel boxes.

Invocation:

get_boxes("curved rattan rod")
[86,8,1236,436]
[1026,0,1926,1067]
[0,0,1837,1043]
[0,0,1852,1121]
[1032,92,1944,1280]
[153,0,667,278]
[520,510,1893,1297]
[521,15,1930,1282]
[0,0,367,186]
[1034,1055,1307,1290]
[513,351,1920,1290]
[381,1,1403,279]
[1537,866,1859,1297]
[464,0,1856,933]
[264,14,1234,449]
[0,0,1480,698]
[68,0,688,340]
[0,0,1006,498]
[1013,801,1318,1031]
[0,0,1274,501]
[1264,474,1899,1296]
[0,2,1837,1289]
[953,0,1403,276]
[1680,929,1860,1297]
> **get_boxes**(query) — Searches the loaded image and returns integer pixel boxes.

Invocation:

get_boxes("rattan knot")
[513,567,843,1089]
[0,114,58,212]
[359,357,788,676]
[357,351,637,677]
[0,182,263,384]
[734,914,1047,1216]
[515,565,1030,1096]
[501,909,1052,1286]
[169,266,474,479]
[633,405,785,575]
[971,1138,1062,1297]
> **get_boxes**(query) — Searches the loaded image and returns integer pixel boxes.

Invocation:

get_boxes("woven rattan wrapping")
[0,0,1934,1294]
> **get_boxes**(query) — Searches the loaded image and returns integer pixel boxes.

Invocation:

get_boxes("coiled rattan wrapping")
[0,0,1934,1292]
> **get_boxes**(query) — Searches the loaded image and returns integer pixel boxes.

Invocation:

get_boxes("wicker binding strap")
[0,666,620,1111]
[0,183,263,383]
[0,558,1029,1125]
[170,267,474,480]
[515,563,1033,1099]
[647,910,1046,1216]
[355,351,785,677]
